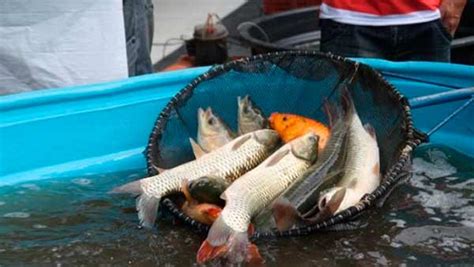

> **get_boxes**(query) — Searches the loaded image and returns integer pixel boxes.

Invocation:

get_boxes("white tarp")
[0,0,128,95]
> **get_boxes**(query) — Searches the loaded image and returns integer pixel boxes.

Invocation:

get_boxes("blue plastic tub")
[1,60,473,185]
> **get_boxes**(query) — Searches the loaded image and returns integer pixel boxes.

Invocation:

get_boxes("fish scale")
[141,134,275,198]
[221,147,314,233]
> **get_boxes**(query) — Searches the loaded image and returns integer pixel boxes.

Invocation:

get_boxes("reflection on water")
[0,145,472,265]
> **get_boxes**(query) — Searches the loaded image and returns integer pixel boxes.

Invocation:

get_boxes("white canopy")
[0,0,128,95]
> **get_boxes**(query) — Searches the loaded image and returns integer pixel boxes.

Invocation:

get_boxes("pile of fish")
[112,90,381,264]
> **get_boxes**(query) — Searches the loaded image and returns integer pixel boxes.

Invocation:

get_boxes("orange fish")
[181,181,222,225]
[269,112,330,151]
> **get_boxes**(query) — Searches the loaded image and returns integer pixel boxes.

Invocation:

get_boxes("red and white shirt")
[320,0,441,26]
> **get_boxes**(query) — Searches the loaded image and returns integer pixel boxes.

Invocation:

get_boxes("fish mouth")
[204,107,213,118]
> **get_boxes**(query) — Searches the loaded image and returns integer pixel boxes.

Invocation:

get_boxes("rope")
[427,96,473,136]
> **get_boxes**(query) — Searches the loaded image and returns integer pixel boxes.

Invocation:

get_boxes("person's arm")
[440,0,467,36]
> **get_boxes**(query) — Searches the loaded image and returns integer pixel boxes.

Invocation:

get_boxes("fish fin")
[110,180,160,228]
[201,205,222,221]
[312,187,347,222]
[266,149,290,167]
[322,187,346,214]
[231,134,251,151]
[189,138,207,158]
[246,243,264,265]
[136,194,160,229]
[364,123,377,139]
[323,99,339,128]
[196,240,228,264]
[271,197,303,231]
[109,180,143,195]
[341,87,355,116]
[197,216,249,264]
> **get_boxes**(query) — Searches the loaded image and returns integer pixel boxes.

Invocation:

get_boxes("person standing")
[123,0,155,76]
[319,0,467,62]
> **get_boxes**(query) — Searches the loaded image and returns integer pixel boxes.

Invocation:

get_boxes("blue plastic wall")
[0,60,473,185]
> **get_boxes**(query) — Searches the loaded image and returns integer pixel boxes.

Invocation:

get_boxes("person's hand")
[440,0,467,36]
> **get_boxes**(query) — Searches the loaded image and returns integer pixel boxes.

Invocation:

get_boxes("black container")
[238,7,320,55]
[192,22,229,66]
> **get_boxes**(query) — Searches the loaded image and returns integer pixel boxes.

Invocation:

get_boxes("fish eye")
[208,118,215,125]
[242,106,249,114]
[282,116,287,121]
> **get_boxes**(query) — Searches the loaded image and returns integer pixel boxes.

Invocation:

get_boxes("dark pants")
[123,0,154,76]
[320,19,452,62]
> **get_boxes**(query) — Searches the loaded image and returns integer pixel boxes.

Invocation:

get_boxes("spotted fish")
[314,89,381,222]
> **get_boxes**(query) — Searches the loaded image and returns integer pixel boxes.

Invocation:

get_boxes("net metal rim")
[145,50,425,238]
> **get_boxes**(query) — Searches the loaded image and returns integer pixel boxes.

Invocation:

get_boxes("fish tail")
[197,216,250,264]
[246,243,264,265]
[110,180,160,229]
[271,197,304,231]
[136,194,160,228]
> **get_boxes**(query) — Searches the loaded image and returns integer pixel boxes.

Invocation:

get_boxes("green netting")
[145,51,424,237]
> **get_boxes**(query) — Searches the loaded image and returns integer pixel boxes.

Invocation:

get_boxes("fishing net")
[145,51,425,237]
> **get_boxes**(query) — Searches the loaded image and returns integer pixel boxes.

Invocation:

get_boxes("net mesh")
[145,51,424,237]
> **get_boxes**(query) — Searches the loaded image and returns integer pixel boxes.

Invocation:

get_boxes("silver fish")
[254,99,351,231]
[237,95,268,135]
[196,132,319,264]
[315,89,381,221]
[190,107,235,158]
[112,129,280,228]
